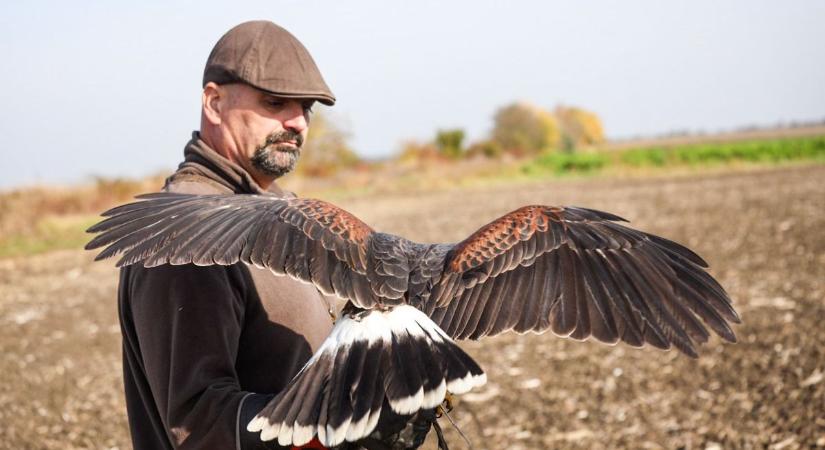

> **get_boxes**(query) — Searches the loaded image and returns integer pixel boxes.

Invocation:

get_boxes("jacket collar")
[165,131,288,196]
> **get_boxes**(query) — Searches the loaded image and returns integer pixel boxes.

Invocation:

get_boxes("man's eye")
[303,105,314,114]
[267,100,284,107]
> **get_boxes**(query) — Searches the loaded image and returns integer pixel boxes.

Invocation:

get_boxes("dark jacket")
[118,133,335,449]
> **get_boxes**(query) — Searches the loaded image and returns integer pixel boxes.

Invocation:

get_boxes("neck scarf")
[165,131,288,196]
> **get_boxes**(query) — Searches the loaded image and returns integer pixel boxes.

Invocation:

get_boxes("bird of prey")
[86,192,739,448]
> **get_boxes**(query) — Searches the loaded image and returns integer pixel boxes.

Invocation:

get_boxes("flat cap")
[203,20,335,106]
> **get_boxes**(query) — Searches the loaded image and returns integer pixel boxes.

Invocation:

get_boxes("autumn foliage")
[396,101,607,163]
[555,105,606,151]
[490,102,561,156]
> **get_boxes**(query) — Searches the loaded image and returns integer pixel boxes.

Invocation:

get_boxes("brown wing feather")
[426,205,740,357]
[86,193,397,308]
[449,205,551,273]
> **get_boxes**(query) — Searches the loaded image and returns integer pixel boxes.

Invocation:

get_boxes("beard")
[250,130,304,178]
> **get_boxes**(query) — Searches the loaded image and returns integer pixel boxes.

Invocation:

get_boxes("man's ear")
[202,82,224,125]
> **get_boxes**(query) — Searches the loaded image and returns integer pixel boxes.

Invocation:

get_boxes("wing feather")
[424,205,739,357]
[86,193,396,309]
[456,274,497,339]
[88,194,739,358]
[583,251,643,346]
[552,245,579,337]
[577,250,619,344]
[570,251,591,341]
[265,225,294,275]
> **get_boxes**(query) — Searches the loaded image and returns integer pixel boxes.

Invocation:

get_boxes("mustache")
[264,130,303,150]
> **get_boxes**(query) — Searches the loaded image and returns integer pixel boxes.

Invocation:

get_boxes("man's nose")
[282,102,308,133]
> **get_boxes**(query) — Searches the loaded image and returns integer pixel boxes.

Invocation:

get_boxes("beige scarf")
[164,131,289,197]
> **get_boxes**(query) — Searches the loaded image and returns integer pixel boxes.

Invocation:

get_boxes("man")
[118,21,429,450]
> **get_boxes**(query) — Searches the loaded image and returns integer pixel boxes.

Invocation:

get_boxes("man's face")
[217,83,313,180]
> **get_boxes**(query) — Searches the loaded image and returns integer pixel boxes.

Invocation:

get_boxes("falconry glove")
[345,409,437,450]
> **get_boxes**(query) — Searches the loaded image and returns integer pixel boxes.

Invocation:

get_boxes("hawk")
[86,192,739,447]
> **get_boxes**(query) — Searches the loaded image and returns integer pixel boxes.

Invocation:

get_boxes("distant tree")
[535,109,562,152]
[491,102,561,156]
[298,112,360,177]
[554,105,605,151]
[434,129,465,159]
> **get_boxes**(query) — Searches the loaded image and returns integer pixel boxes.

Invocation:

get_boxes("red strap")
[291,438,327,449]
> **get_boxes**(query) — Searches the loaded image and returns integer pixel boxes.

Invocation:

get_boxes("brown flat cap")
[203,20,335,106]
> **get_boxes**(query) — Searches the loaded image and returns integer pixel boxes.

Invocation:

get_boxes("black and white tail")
[246,305,487,447]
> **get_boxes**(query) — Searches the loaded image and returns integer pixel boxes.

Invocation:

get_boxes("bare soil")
[1,165,824,450]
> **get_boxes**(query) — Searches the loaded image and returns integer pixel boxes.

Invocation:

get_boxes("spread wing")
[418,205,740,357]
[88,194,740,358]
[85,193,413,309]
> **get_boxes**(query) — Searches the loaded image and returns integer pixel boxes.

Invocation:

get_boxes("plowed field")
[2,165,823,449]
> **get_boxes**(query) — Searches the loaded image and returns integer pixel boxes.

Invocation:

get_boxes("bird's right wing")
[85,192,409,309]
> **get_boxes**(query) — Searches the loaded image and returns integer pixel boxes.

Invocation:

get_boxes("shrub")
[435,129,466,159]
[396,139,442,164]
[466,140,504,159]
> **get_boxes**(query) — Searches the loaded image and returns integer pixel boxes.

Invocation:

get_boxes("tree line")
[400,102,605,163]
[298,102,606,175]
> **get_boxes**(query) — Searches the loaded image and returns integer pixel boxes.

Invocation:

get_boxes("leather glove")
[337,408,436,450]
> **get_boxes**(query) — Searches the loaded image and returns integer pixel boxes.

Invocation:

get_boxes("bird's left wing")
[416,205,740,357]
[85,192,407,309]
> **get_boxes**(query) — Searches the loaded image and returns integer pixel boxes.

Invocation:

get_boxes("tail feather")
[247,305,486,447]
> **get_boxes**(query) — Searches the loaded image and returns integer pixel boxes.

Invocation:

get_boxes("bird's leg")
[435,395,473,450]
[436,391,454,418]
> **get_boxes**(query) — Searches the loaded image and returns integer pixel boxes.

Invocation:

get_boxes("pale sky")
[1,0,823,189]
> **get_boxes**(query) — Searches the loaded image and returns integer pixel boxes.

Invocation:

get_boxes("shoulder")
[125,262,228,280]
[123,263,251,299]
